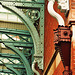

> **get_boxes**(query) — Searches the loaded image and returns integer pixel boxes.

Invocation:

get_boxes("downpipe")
[32,0,65,75]
[47,0,65,26]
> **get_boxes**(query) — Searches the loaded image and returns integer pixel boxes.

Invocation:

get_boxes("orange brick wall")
[44,0,65,74]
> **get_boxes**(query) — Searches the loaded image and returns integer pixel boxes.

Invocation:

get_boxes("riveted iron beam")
[6,43,33,47]
[0,40,33,47]
[0,1,44,8]
[0,69,14,74]
[0,53,31,59]
[0,0,45,6]
[0,53,20,59]
[0,0,44,3]
[0,64,24,69]
[0,28,31,36]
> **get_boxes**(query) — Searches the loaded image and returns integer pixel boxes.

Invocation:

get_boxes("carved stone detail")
[58,0,69,12]
[34,56,43,69]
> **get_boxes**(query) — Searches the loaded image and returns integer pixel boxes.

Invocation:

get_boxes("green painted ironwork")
[0,28,34,75]
[4,45,33,75]
[0,28,31,36]
[6,65,21,75]
[0,69,14,74]
[0,0,44,3]
[2,5,40,55]
[0,0,44,74]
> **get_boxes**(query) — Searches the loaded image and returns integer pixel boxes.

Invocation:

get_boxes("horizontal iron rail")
[0,63,25,69]
[0,1,44,9]
[0,53,20,59]
[0,69,14,74]
[0,40,33,47]
[0,28,31,36]
[0,53,31,59]
[0,0,45,4]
